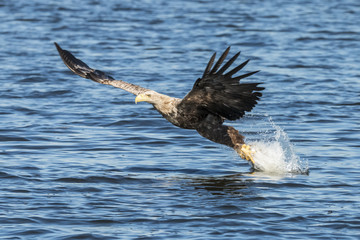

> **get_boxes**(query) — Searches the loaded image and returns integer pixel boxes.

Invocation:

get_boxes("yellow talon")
[240,144,255,165]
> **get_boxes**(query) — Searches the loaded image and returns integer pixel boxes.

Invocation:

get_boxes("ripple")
[15,229,54,236]
[61,233,117,240]
[0,217,38,224]
[0,135,30,141]
[0,171,23,180]
[53,175,160,185]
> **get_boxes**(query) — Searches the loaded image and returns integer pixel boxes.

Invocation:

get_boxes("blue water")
[1,0,360,239]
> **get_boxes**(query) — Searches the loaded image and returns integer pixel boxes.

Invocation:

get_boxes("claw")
[238,144,255,166]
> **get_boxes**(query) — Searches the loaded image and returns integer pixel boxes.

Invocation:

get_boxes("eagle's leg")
[196,115,255,165]
[227,128,255,166]
[238,144,255,165]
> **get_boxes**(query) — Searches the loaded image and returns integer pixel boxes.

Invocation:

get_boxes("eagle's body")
[55,43,264,166]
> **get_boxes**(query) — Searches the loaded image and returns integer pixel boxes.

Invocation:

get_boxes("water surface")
[0,0,359,239]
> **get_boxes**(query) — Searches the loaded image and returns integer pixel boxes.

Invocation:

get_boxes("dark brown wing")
[181,47,264,120]
[54,42,149,95]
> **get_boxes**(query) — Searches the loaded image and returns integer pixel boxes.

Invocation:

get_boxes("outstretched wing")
[181,47,264,120]
[54,42,149,96]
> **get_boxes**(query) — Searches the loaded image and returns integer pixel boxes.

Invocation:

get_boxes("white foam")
[237,115,308,174]
[250,141,287,173]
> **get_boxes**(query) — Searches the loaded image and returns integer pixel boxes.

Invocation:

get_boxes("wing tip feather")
[202,52,217,78]
[54,42,61,52]
[54,42,94,79]
[209,46,231,74]
[233,70,260,81]
[216,51,241,76]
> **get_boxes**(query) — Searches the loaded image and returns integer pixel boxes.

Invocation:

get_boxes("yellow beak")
[135,94,149,104]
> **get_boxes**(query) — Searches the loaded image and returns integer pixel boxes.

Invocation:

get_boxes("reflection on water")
[186,174,250,196]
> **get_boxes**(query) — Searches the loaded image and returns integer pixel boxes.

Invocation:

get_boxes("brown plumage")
[54,42,264,166]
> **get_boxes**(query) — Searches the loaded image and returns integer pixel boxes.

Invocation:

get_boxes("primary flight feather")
[54,42,264,166]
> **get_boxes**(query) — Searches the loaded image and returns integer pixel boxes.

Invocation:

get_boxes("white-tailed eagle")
[55,43,264,166]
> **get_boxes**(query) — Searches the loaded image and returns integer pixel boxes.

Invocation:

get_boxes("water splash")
[236,115,309,174]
